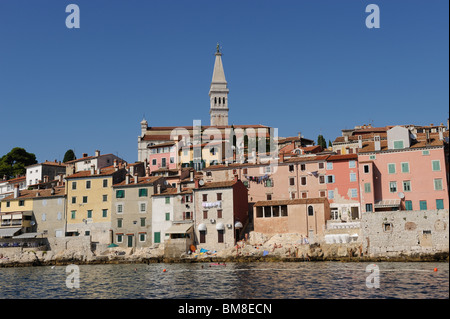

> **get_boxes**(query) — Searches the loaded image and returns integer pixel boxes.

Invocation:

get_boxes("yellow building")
[0,187,34,237]
[179,141,225,170]
[65,165,126,246]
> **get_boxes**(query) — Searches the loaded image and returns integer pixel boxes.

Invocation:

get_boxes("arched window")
[223,97,226,104]
[308,205,314,216]
[218,97,221,105]
[214,97,217,105]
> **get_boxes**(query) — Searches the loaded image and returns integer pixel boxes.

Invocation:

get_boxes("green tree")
[317,135,327,150]
[63,149,76,163]
[0,147,37,179]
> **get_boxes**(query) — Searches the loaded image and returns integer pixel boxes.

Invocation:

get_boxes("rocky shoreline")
[1,240,448,268]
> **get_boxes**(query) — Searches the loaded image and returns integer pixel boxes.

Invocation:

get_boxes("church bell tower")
[209,43,229,126]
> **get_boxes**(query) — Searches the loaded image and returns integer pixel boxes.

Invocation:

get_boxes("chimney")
[374,136,381,151]
[426,130,430,144]
[14,184,20,198]
[178,183,182,193]
[156,183,161,194]
[43,175,49,183]
[57,174,64,186]
[36,191,40,197]
[439,127,444,141]
[114,159,118,168]
[358,135,363,148]
[82,153,88,158]
[95,150,100,157]
[195,178,200,189]
[134,174,138,184]
[125,174,131,185]
[51,187,55,195]
[90,165,95,175]
[189,170,194,181]
[279,152,284,163]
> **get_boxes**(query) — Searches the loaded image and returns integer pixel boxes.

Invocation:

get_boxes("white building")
[25,160,67,187]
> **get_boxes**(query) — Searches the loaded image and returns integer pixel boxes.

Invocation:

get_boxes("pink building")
[325,154,361,220]
[358,126,448,212]
[147,142,178,173]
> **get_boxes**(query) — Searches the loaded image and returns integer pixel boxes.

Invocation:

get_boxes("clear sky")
[0,0,448,164]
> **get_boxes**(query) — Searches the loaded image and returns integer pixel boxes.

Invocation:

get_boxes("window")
[140,203,146,212]
[267,194,272,200]
[319,190,326,197]
[72,182,77,190]
[363,165,370,173]
[139,233,146,242]
[327,162,333,170]
[41,213,46,221]
[217,193,222,200]
[203,211,208,219]
[388,163,396,174]
[403,181,411,192]
[350,189,358,198]
[87,210,92,218]
[72,196,77,204]
[308,205,314,216]
[19,200,25,206]
[349,160,356,168]
[289,177,295,186]
[365,204,373,212]
[85,180,91,189]
[419,200,427,210]
[152,159,157,166]
[103,179,108,187]
[350,173,357,182]
[318,162,325,169]
[103,194,107,202]
[400,162,410,173]
[434,179,443,191]
[369,155,376,160]
[301,192,308,198]
[102,209,108,218]
[117,204,123,213]
[116,190,125,198]
[202,194,208,202]
[389,181,397,193]
[364,183,371,193]
[71,210,76,219]
[301,177,307,185]
[140,218,146,227]
[405,200,413,211]
[82,196,88,203]
[170,157,175,164]
[393,140,404,149]
[117,234,123,243]
[300,164,306,171]
[200,231,206,243]
[326,175,335,183]
[422,150,430,156]
[165,196,170,204]
[264,179,273,187]
[383,223,393,232]
[319,175,325,184]
[165,212,170,221]
[436,199,444,210]
[328,190,334,199]
[432,160,441,171]
[289,165,294,172]
[217,209,223,218]
[6,202,10,208]
[218,230,224,243]
[139,188,148,197]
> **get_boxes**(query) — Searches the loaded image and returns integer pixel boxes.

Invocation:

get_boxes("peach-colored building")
[358,126,448,212]
[253,198,330,241]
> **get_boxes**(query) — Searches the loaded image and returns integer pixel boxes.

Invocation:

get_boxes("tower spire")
[209,43,229,126]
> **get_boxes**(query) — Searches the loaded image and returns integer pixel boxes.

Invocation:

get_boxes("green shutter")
[388,164,396,174]
[419,201,427,210]
[436,199,444,210]
[401,163,409,173]
[393,140,404,149]
[432,160,440,171]
[154,232,161,243]
[364,183,371,193]
[87,210,92,218]
[405,200,413,211]
[139,188,148,197]
[116,190,125,198]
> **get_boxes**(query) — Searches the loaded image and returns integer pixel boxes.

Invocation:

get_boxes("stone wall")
[362,209,449,257]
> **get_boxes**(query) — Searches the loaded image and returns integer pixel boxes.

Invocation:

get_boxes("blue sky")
[0,0,448,163]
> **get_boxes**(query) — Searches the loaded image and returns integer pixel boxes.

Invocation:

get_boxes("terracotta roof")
[327,154,358,161]
[358,133,444,153]
[66,165,122,179]
[2,186,66,201]
[26,161,67,168]
[197,180,237,190]
[113,176,163,187]
[254,197,328,207]
[284,155,330,163]
[65,153,115,164]
[5,176,26,183]
[147,142,176,149]
[152,187,193,196]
